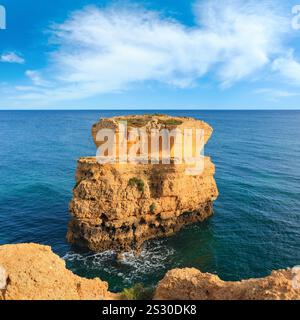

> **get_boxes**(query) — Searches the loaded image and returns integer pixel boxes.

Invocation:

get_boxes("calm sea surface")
[0,110,300,292]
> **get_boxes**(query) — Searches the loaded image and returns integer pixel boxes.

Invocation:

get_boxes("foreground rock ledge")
[0,244,299,300]
[0,243,117,300]
[67,114,218,252]
[154,268,300,300]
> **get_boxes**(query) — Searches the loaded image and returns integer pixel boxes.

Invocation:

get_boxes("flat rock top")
[92,114,212,131]
[91,114,213,149]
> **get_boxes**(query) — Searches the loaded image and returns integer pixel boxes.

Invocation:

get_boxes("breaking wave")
[63,239,177,291]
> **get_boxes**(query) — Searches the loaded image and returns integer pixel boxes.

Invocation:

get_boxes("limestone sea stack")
[67,114,218,252]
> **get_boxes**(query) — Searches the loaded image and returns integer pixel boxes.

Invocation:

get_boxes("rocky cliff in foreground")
[67,114,218,252]
[0,243,115,300]
[154,268,300,300]
[0,244,299,300]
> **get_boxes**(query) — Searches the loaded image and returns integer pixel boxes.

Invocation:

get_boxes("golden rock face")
[154,268,300,300]
[1,244,298,300]
[91,114,213,163]
[67,115,218,252]
[0,243,111,300]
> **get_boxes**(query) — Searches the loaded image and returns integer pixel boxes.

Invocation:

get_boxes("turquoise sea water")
[0,110,300,292]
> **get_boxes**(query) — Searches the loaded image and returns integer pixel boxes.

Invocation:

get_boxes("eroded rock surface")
[154,268,300,300]
[67,115,218,252]
[0,243,298,300]
[0,243,113,300]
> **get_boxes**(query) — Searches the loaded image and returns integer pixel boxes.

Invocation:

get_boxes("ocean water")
[0,110,300,292]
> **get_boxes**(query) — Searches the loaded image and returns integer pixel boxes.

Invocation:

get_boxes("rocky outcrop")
[0,243,299,300]
[67,115,218,252]
[154,268,300,300]
[0,243,116,300]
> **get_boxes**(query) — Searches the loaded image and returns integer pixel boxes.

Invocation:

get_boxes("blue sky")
[0,0,300,109]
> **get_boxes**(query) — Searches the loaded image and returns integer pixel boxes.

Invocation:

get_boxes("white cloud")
[0,52,25,64]
[193,0,288,87]
[2,0,294,105]
[254,88,300,101]
[25,70,50,87]
[272,51,300,85]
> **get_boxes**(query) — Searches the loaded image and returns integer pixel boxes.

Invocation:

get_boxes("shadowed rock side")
[154,268,300,300]
[0,243,117,300]
[67,115,218,252]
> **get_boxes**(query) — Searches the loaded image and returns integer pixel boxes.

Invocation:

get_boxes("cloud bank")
[6,0,299,104]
